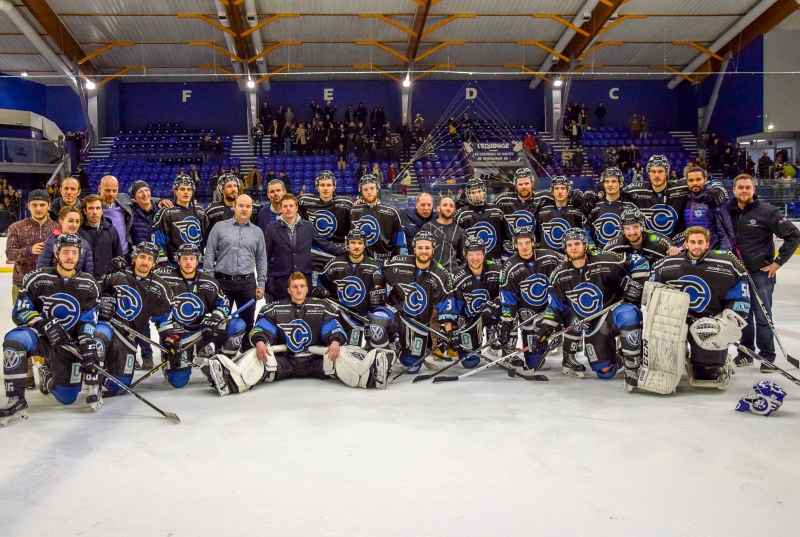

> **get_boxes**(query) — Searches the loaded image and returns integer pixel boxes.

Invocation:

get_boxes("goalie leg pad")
[687,339,734,390]
[327,346,376,388]
[214,348,275,394]
[638,285,689,395]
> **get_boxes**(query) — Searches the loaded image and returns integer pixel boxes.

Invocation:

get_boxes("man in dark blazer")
[264,193,347,301]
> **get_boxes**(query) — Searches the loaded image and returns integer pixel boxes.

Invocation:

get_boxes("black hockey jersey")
[383,254,455,324]
[13,267,99,341]
[205,200,260,231]
[587,198,639,248]
[547,251,650,325]
[450,261,502,320]
[602,230,672,265]
[455,203,511,264]
[299,195,353,245]
[99,270,174,342]
[250,298,347,355]
[154,267,229,335]
[318,254,385,328]
[151,202,209,265]
[350,202,408,262]
[621,180,688,240]
[534,201,590,253]
[499,250,563,319]
[495,192,539,235]
[651,251,750,318]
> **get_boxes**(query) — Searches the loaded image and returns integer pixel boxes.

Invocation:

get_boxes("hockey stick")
[322,298,368,324]
[63,345,180,422]
[433,346,534,382]
[388,341,448,384]
[735,343,800,388]
[715,209,798,368]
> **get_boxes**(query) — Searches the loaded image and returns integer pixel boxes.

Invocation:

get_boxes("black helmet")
[316,170,337,188]
[463,235,486,255]
[620,208,647,228]
[54,233,82,255]
[561,228,589,250]
[646,155,670,175]
[345,225,367,243]
[465,178,486,206]
[216,173,240,195]
[513,225,534,243]
[174,243,203,264]
[173,174,196,191]
[550,175,572,192]
[131,241,159,260]
[412,230,437,250]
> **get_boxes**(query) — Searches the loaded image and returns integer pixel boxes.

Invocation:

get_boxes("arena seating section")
[256,156,401,196]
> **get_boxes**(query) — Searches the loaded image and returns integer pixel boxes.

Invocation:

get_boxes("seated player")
[1,234,100,425]
[205,272,389,394]
[94,241,176,394]
[154,244,245,387]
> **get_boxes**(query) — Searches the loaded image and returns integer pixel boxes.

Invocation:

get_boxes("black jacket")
[264,218,346,282]
[728,195,800,272]
[400,207,439,245]
[79,217,124,279]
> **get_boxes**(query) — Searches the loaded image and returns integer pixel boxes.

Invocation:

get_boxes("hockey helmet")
[359,173,381,191]
[132,241,159,260]
[735,381,786,417]
[174,243,203,264]
[173,174,196,191]
[216,173,240,196]
[465,177,486,206]
[345,225,367,244]
[600,167,623,184]
[620,208,647,228]
[561,227,589,250]
[513,225,535,244]
[513,168,534,184]
[463,235,486,256]
[316,170,337,188]
[646,155,671,175]
[412,230,437,250]
[54,233,82,255]
[550,175,572,192]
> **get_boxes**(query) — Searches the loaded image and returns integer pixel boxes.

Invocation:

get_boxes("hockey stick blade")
[506,370,549,381]
[787,355,800,369]
[432,375,459,383]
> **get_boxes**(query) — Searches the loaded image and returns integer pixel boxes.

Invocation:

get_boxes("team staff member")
[204,194,268,352]
[400,193,438,245]
[728,174,800,370]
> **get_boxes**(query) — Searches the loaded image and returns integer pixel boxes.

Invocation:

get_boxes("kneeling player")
[542,229,649,379]
[1,234,100,425]
[649,226,749,390]
[206,272,389,394]
[94,242,177,393]
[602,208,673,265]
[155,244,245,387]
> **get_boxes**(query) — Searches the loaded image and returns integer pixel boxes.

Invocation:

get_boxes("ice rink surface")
[2,260,800,536]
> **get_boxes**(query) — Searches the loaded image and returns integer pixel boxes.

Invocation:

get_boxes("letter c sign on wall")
[609,88,619,100]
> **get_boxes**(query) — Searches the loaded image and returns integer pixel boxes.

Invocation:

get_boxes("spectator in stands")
[371,163,384,186]
[595,102,607,126]
[631,162,644,182]
[335,143,347,171]
[639,115,649,139]
[579,108,589,129]
[49,177,82,221]
[708,137,722,173]
[37,205,94,274]
[325,101,337,120]
[562,147,573,168]
[569,119,582,149]
[603,147,618,168]
[7,194,19,217]
[345,105,355,124]
[0,202,11,234]
[698,132,709,164]
[47,177,61,200]
[722,147,736,178]
[355,162,369,181]
[400,122,413,160]
[736,148,747,175]
[570,102,580,121]
[414,114,426,135]
[275,106,286,133]
[282,122,294,156]
[268,119,281,156]
[313,122,326,156]
[200,134,213,165]
[669,170,679,181]
[188,163,202,191]
[285,107,294,126]
[629,144,641,166]
[76,165,90,192]
[245,167,261,193]
[460,112,473,141]
[387,163,398,185]
[79,194,123,279]
[278,170,292,193]
[618,144,630,172]
[212,137,225,165]
[259,101,272,125]
[628,114,640,139]
[295,123,308,156]
[252,119,265,157]
[758,151,774,179]
[129,180,158,248]
[264,169,277,187]
[523,133,536,153]
[572,147,585,169]
[356,103,368,124]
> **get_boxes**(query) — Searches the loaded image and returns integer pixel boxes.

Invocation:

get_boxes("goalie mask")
[646,155,670,176]
[735,381,786,416]
[465,178,486,206]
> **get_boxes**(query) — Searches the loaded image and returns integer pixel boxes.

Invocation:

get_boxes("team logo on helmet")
[520,274,550,307]
[463,289,490,317]
[278,319,312,352]
[173,293,205,324]
[356,215,380,246]
[309,210,336,239]
[641,204,678,235]
[115,285,143,321]
[505,211,536,233]
[173,217,203,245]
[398,282,428,315]
[594,213,622,245]
[566,283,603,317]
[467,222,497,253]
[40,293,81,330]
[542,218,571,250]
[335,276,366,307]
[671,275,711,312]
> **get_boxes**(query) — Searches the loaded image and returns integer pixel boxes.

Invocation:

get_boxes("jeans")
[283,137,292,155]
[740,270,776,361]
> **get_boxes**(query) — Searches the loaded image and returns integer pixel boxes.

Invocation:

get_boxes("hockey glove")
[98,295,116,321]
[531,323,555,354]
[311,286,329,299]
[569,189,584,209]
[497,320,513,346]
[570,317,589,333]
[706,183,729,208]
[622,277,644,304]
[33,317,68,347]
[162,336,179,357]
[79,337,99,369]
[369,287,386,308]
[201,314,228,339]
[105,256,128,274]
[582,190,599,213]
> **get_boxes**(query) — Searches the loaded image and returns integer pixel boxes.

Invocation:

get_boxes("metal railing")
[0,137,65,166]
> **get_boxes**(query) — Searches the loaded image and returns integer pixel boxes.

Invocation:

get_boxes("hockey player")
[498,226,562,369]
[154,244,245,387]
[350,174,407,262]
[369,231,456,373]
[315,226,385,346]
[94,242,176,389]
[681,167,733,251]
[449,236,502,368]
[496,168,539,236]
[648,226,750,389]
[621,155,688,242]
[299,170,353,272]
[1,234,100,425]
[152,174,209,266]
[534,176,590,254]
[419,196,466,274]
[541,229,649,378]
[602,208,673,265]
[582,167,638,248]
[205,174,259,231]
[205,272,389,394]
[455,177,512,264]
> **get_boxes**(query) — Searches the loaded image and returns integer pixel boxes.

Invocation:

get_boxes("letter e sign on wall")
[324,88,334,102]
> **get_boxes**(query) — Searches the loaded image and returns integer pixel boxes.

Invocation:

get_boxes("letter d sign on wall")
[466,88,477,100]
[182,90,192,102]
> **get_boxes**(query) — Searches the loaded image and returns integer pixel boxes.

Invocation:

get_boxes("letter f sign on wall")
[182,90,192,102]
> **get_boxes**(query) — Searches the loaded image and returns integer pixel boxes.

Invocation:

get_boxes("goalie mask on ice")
[735,381,786,417]
[689,309,746,351]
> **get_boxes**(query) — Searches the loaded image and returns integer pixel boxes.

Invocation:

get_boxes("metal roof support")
[243,0,268,85]
[214,0,244,76]
[667,0,779,89]
[700,53,732,134]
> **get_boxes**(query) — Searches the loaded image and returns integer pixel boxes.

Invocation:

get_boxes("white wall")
[763,29,800,131]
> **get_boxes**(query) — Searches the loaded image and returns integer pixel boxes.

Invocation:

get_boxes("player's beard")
[567,248,586,262]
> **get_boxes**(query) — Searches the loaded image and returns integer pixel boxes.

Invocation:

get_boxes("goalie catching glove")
[689,309,747,351]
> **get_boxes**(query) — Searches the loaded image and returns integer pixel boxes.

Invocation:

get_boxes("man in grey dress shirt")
[205,195,267,351]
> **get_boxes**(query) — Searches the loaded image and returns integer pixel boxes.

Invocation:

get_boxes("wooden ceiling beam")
[19,0,97,74]
[550,0,626,75]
